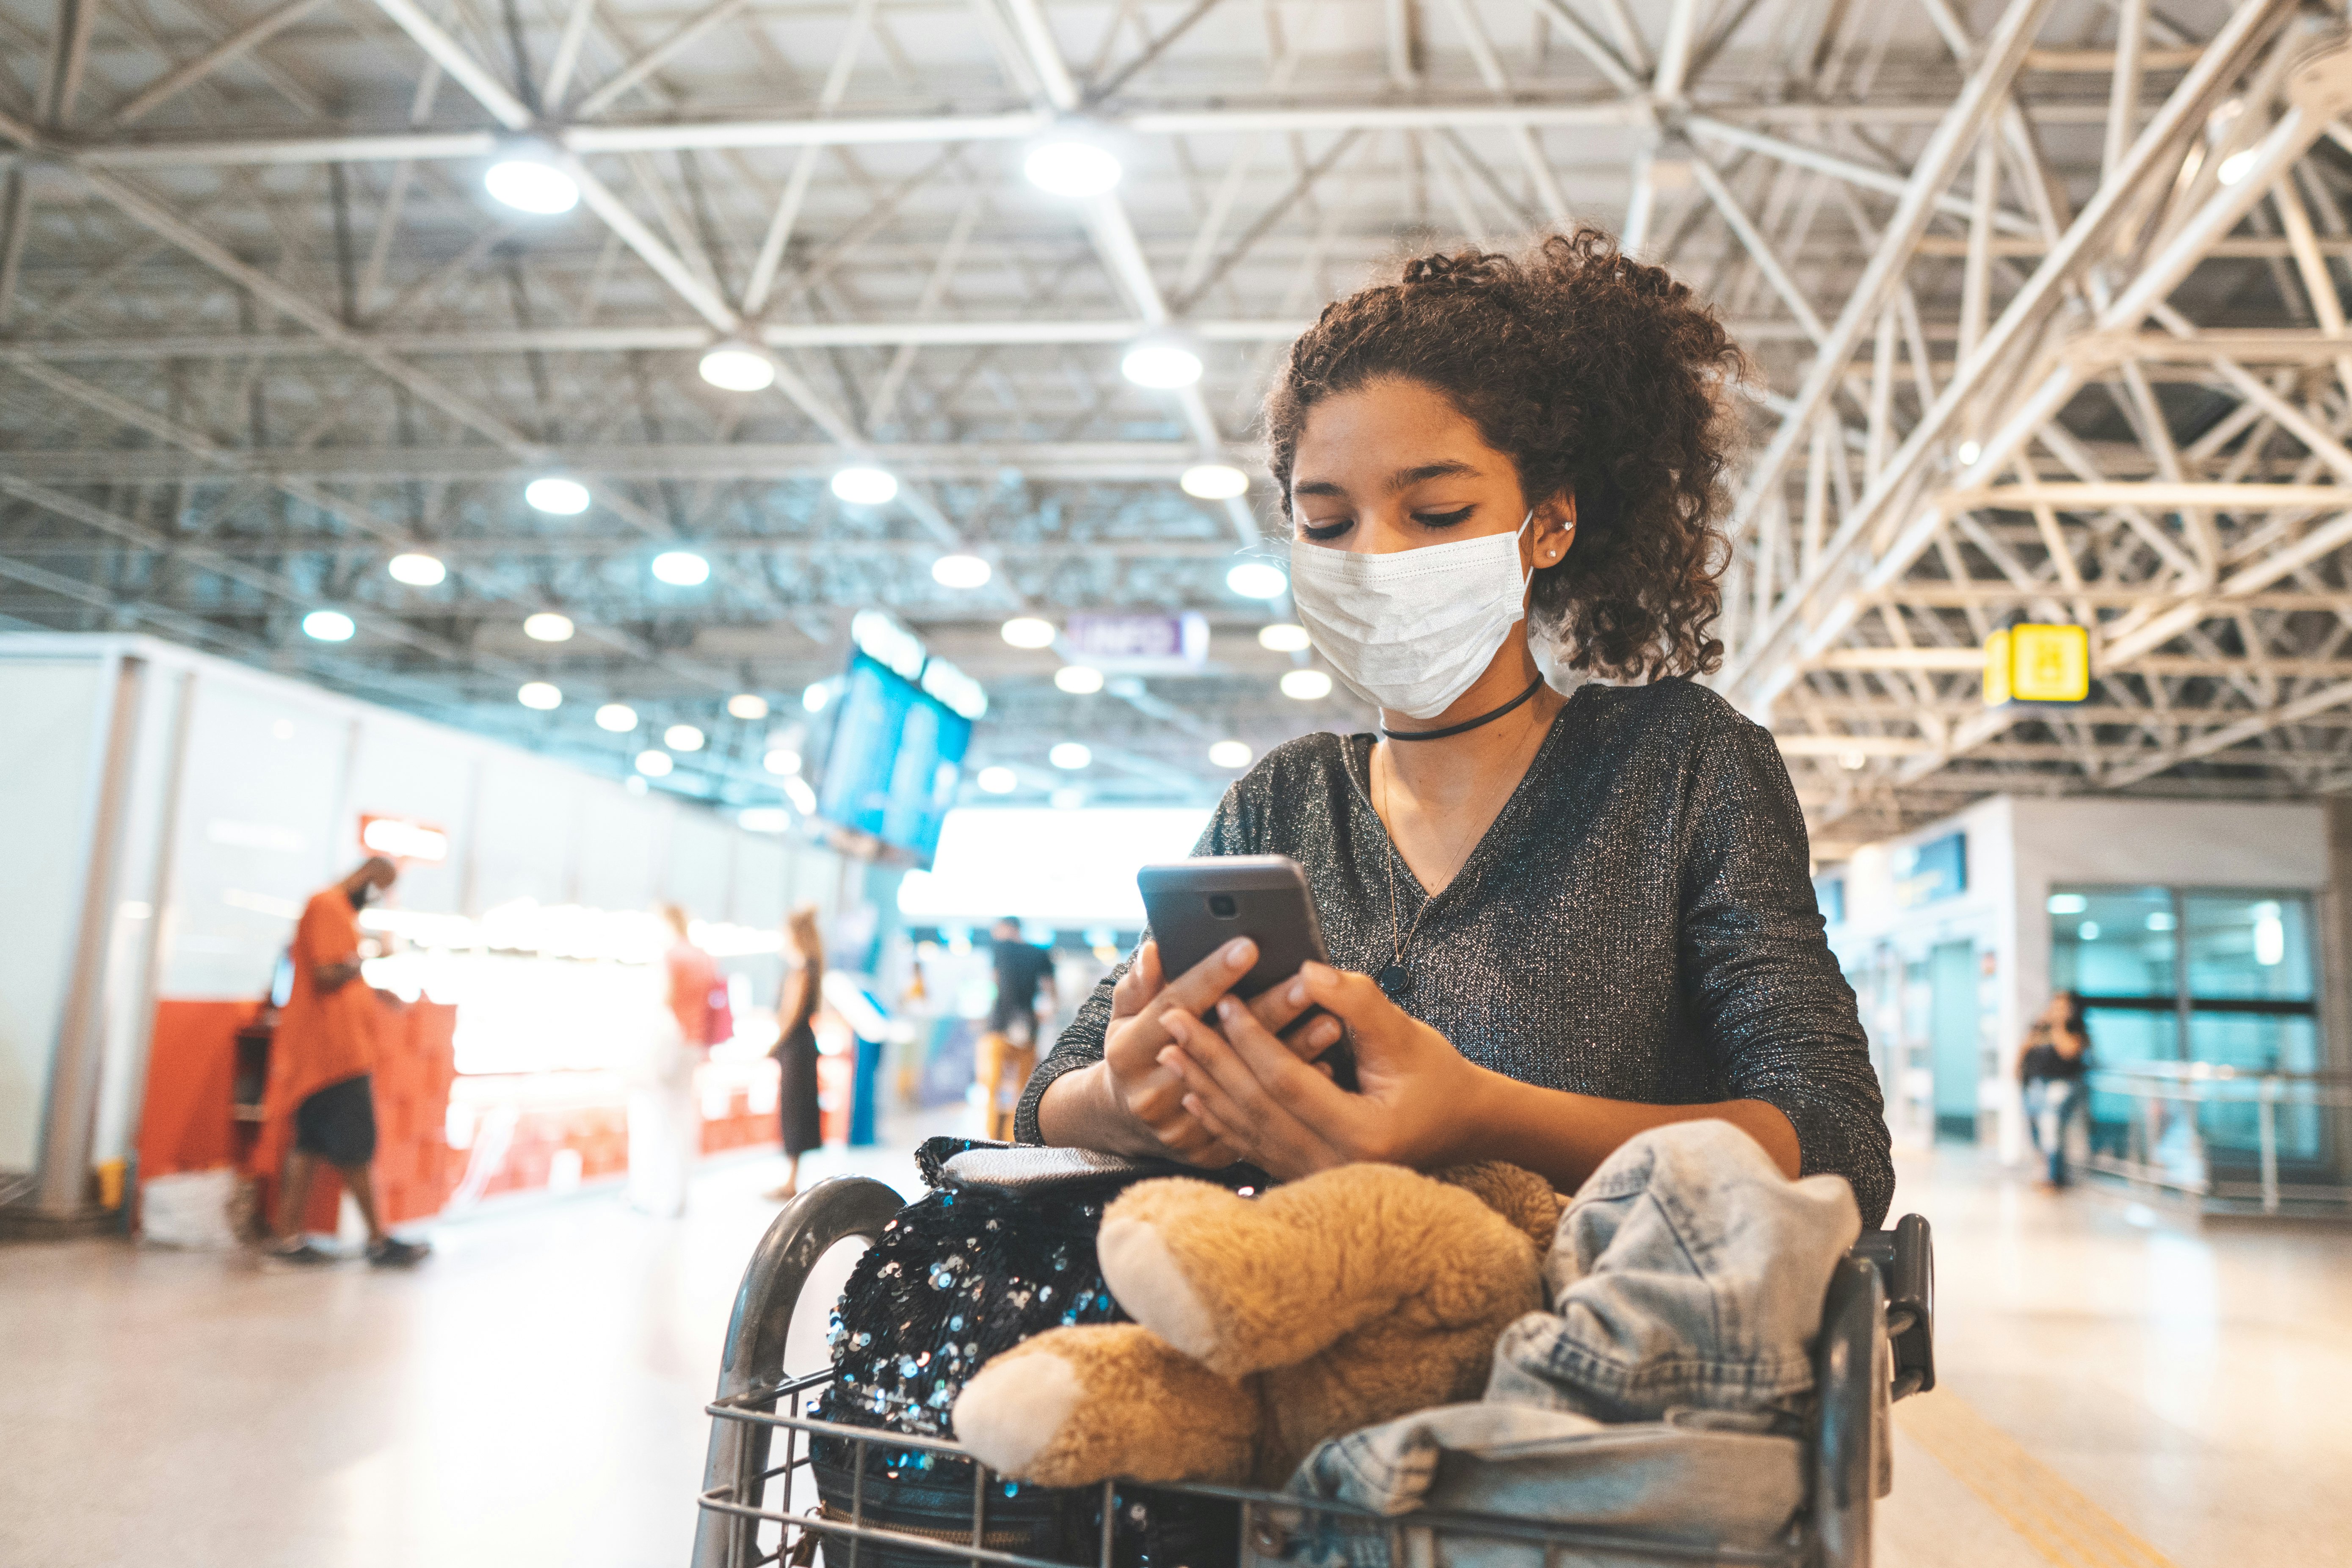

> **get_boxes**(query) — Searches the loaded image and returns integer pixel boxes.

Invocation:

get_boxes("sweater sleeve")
[1012,782,1261,1144]
[1677,712,1895,1228]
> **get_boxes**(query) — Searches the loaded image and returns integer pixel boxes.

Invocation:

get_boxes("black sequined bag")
[812,1138,1259,1568]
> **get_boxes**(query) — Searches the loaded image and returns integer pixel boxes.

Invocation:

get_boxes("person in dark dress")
[974,917,1058,1141]
[1019,232,1894,1226]
[768,905,826,1201]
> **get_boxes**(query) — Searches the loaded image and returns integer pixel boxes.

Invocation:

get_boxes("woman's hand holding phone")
[1053,937,1344,1166]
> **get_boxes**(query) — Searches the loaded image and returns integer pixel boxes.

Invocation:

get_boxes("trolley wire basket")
[693,1177,1935,1568]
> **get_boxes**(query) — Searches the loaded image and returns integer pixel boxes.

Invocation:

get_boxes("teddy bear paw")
[952,1326,1256,1487]
[953,1350,1085,1479]
[1096,1214,1223,1366]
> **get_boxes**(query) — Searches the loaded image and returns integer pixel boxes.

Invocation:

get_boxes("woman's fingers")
[1108,940,1164,1020]
[1144,938,1258,1032]
[1159,1024,1341,1176]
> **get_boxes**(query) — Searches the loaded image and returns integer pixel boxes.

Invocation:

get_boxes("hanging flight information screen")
[814,651,974,870]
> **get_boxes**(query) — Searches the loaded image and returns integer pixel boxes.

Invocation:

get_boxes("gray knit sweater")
[1013,678,1894,1229]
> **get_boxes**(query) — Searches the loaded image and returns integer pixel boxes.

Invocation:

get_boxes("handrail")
[2078,1066,2352,1216]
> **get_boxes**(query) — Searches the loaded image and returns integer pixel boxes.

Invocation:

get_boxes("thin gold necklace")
[1370,703,1548,998]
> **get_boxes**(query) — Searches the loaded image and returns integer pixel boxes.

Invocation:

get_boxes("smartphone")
[1136,855,1356,1090]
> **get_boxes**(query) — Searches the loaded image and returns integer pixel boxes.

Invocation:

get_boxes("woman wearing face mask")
[1015,231,1892,1228]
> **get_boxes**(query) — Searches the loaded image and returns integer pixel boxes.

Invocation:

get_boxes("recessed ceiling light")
[518,681,563,710]
[484,152,579,215]
[764,748,801,775]
[302,609,355,642]
[635,749,674,777]
[1227,562,1288,599]
[1049,742,1092,770]
[651,551,710,586]
[525,476,591,515]
[387,553,446,586]
[524,612,574,642]
[1258,622,1311,652]
[1001,616,1057,649]
[2217,148,2258,186]
[1209,740,1252,768]
[1122,340,1203,389]
[728,693,769,720]
[698,344,775,392]
[932,554,992,589]
[595,703,638,732]
[1280,669,1332,701]
[803,682,830,712]
[1024,140,1122,197]
[1181,464,1249,499]
[975,765,1019,794]
[831,467,899,505]
[1954,441,1982,466]
[1054,665,1104,694]
[665,723,706,752]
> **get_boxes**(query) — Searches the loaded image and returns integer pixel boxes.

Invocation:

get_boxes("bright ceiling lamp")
[1208,740,1252,769]
[1001,616,1057,649]
[1049,741,1092,770]
[739,808,789,834]
[525,475,591,515]
[764,748,801,775]
[484,146,579,215]
[976,765,1019,794]
[831,466,899,505]
[1955,441,1982,466]
[1054,665,1104,694]
[1024,139,1122,197]
[1258,621,1311,651]
[635,749,674,777]
[1280,669,1333,701]
[803,682,830,712]
[2216,148,2258,185]
[595,703,638,732]
[665,723,706,752]
[728,693,770,720]
[302,609,355,642]
[387,552,446,587]
[932,554,992,589]
[699,342,776,392]
[1181,463,1249,500]
[1122,338,1203,389]
[1227,561,1288,599]
[524,612,574,642]
[518,681,563,710]
[651,550,710,586]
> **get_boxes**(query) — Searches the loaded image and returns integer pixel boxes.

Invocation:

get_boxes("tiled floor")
[3,1133,2345,1568]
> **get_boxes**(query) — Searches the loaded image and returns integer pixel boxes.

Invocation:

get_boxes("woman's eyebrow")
[1292,478,1346,497]
[1387,461,1479,492]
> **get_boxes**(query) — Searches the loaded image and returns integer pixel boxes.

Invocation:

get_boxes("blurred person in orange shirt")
[264,856,428,1267]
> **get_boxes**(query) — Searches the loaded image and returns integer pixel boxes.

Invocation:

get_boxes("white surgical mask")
[1287,511,1534,720]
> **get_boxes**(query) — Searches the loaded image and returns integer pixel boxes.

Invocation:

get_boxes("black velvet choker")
[1379,675,1546,742]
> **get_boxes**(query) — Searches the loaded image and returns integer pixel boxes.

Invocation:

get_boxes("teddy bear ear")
[1432,1161,1562,1247]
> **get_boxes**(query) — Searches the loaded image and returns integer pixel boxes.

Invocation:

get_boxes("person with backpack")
[627,903,731,1217]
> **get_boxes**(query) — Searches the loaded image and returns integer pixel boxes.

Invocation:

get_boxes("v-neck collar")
[1340,688,1584,913]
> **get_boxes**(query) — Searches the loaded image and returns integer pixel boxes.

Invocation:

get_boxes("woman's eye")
[1300,518,1353,541]
[1410,506,1476,528]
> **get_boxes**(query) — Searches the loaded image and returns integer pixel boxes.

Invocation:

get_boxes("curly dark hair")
[1263,229,1745,682]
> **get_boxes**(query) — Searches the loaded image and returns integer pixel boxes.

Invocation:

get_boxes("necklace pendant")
[1376,963,1413,999]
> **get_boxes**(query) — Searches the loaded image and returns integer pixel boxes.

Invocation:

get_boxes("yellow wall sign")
[1982,623,2090,706]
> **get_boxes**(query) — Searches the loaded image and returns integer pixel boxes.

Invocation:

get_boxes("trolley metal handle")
[692,1175,906,1568]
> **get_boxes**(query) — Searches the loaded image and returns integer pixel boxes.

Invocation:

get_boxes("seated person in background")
[1019,233,1894,1226]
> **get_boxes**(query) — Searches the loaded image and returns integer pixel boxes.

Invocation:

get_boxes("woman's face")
[1288,378,1575,565]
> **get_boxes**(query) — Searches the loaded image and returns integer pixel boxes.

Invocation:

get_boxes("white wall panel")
[665,812,735,921]
[0,659,106,1169]
[161,674,353,999]
[468,754,584,913]
[346,714,481,915]
[730,838,787,930]
[576,786,668,912]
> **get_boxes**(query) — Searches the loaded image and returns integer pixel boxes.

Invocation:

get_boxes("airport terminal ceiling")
[4,0,2352,849]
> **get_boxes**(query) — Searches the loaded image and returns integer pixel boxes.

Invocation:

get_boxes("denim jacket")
[1282,1122,1864,1568]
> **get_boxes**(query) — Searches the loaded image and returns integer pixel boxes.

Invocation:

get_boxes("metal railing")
[2083,1063,2352,1217]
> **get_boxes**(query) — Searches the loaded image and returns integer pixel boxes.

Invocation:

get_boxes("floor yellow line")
[1894,1391,2180,1568]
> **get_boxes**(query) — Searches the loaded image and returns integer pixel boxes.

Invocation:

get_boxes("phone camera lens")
[1208,894,1238,919]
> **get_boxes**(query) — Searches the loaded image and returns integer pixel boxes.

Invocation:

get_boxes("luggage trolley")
[694,1177,1935,1568]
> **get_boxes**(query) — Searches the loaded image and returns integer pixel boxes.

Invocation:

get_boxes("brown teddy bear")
[952,1160,1559,1488]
